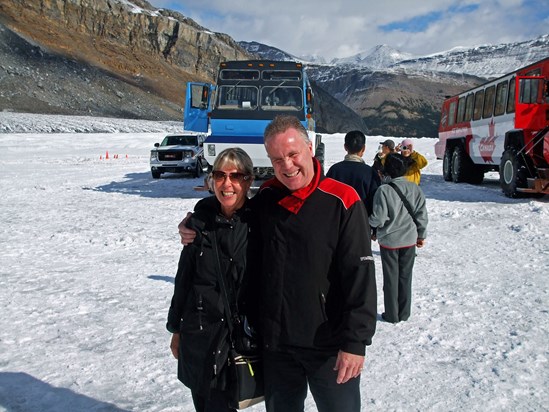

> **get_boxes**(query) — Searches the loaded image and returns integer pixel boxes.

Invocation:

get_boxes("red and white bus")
[435,57,549,197]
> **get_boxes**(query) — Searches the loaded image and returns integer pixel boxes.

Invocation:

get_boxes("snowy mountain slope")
[243,34,549,79]
[392,35,549,78]
[331,44,415,69]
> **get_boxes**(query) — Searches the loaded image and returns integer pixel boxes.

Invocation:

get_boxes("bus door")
[184,82,213,132]
[515,76,548,131]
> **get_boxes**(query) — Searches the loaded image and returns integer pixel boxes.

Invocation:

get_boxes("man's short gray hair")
[264,115,310,144]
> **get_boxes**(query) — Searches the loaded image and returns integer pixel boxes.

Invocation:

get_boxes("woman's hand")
[170,333,180,359]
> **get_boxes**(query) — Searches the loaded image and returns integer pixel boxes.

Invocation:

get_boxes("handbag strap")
[388,182,420,228]
[211,232,236,338]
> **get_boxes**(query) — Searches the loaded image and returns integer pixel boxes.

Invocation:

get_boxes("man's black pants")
[264,347,361,412]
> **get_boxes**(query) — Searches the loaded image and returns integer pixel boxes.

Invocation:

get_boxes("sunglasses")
[211,170,251,183]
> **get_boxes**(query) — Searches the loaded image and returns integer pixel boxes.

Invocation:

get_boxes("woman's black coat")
[166,196,253,397]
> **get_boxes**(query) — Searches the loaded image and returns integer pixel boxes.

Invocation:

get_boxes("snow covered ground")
[0,113,547,412]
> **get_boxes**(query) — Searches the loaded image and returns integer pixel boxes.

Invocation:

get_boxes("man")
[397,138,428,185]
[326,130,380,215]
[179,116,377,411]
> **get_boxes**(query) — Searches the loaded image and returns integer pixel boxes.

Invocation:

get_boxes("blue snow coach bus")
[183,60,324,180]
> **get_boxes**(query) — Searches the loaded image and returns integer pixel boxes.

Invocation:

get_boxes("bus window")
[189,84,209,109]
[473,90,484,121]
[507,78,515,113]
[263,70,302,81]
[448,101,457,126]
[464,93,474,121]
[220,69,259,80]
[483,85,496,118]
[216,86,258,109]
[456,96,466,123]
[440,106,448,128]
[494,81,508,116]
[519,78,543,104]
[261,87,303,111]
[525,68,541,76]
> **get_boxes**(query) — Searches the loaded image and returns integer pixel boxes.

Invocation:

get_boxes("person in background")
[167,148,255,412]
[396,138,428,185]
[326,130,380,215]
[369,153,428,324]
[372,139,396,179]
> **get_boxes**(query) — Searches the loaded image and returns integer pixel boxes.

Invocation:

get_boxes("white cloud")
[148,0,548,59]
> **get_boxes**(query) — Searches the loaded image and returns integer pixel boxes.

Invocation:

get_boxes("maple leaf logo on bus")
[479,119,497,163]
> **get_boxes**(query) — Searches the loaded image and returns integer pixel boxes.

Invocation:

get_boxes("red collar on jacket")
[262,157,322,214]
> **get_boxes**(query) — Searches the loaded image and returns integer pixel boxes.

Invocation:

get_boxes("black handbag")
[212,233,265,409]
[227,348,264,409]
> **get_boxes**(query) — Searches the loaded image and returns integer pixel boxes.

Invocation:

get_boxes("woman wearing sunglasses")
[166,148,255,412]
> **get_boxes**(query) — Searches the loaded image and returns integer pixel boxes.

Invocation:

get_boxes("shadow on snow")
[87,172,209,199]
[0,372,130,412]
[86,171,546,204]
[148,274,174,284]
[420,173,547,204]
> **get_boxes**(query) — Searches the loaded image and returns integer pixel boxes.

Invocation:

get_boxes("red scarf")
[263,157,322,214]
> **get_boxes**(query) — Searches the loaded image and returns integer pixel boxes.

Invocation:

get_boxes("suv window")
[162,135,198,146]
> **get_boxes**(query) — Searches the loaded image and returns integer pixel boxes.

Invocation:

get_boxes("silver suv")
[150,133,208,179]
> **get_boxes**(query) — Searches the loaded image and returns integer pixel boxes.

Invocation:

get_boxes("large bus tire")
[500,149,526,198]
[442,149,453,181]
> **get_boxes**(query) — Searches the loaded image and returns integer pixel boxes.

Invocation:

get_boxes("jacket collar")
[344,154,365,163]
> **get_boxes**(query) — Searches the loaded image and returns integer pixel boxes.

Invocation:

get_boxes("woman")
[166,148,254,412]
[396,138,428,185]
[369,153,428,323]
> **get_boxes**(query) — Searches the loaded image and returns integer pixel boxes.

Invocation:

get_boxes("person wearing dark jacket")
[166,148,254,412]
[326,130,380,215]
[252,115,377,412]
[372,139,395,179]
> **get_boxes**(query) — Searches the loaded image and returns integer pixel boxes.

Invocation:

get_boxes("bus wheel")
[500,149,526,198]
[451,146,468,183]
[442,149,453,181]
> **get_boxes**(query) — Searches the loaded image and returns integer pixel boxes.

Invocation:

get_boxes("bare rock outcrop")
[0,0,250,109]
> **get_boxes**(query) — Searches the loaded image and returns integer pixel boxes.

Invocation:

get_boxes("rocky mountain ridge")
[0,0,546,136]
[0,0,248,115]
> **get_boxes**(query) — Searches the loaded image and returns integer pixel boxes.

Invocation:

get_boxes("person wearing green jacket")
[369,153,428,323]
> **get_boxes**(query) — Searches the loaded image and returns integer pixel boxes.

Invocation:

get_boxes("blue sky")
[148,0,549,60]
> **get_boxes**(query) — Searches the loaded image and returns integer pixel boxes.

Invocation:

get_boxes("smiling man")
[251,115,377,412]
